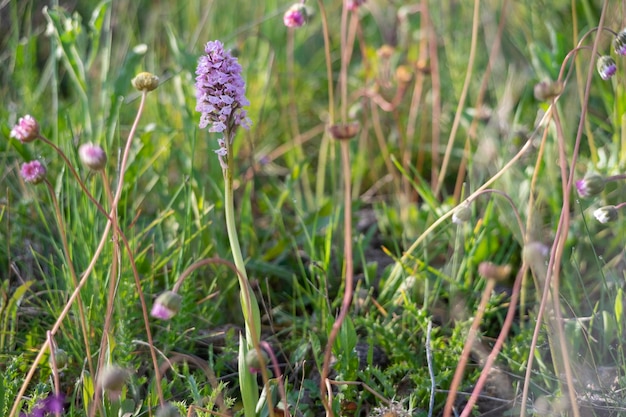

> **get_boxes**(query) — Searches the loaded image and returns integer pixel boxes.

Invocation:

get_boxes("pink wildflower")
[20,161,47,184]
[283,4,307,28]
[10,115,40,143]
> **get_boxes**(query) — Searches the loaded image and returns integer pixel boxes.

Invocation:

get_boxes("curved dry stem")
[549,99,581,416]
[260,341,291,417]
[443,279,496,417]
[90,173,122,417]
[320,140,354,417]
[317,4,357,414]
[423,0,441,188]
[453,0,509,201]
[519,2,610,415]
[383,129,538,300]
[469,189,525,241]
[9,210,114,417]
[43,180,94,378]
[434,0,481,197]
[47,331,61,417]
[445,188,525,417]
[106,90,165,408]
[158,352,229,414]
[317,0,335,125]
[286,27,314,208]
[37,135,111,222]
[459,264,527,417]
[82,89,164,414]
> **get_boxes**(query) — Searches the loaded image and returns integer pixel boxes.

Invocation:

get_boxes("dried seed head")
[132,72,159,92]
[478,262,512,282]
[395,65,413,84]
[533,80,563,101]
[98,365,130,399]
[377,44,395,59]
[523,241,550,283]
[329,122,360,140]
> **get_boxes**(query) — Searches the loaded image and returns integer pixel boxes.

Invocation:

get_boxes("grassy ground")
[2,0,626,416]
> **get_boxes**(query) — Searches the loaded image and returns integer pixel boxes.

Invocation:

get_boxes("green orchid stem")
[222,135,263,417]
[171,257,274,416]
[222,165,262,342]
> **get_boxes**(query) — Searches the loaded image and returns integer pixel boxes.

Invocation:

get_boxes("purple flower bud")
[347,0,366,11]
[151,290,182,320]
[10,115,40,143]
[79,143,108,171]
[283,4,307,28]
[575,174,605,198]
[614,29,626,56]
[22,393,65,417]
[245,347,268,374]
[597,55,617,80]
[20,161,47,184]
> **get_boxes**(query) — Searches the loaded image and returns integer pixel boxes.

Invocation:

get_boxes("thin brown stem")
[434,0,481,197]
[549,102,580,417]
[423,1,441,188]
[339,1,349,123]
[37,136,111,222]
[445,188,524,417]
[317,0,335,125]
[47,332,61,417]
[90,172,120,417]
[453,0,509,202]
[43,179,94,378]
[459,265,527,417]
[320,139,354,417]
[444,279,496,417]
[107,90,165,407]
[9,208,114,417]
[261,341,291,417]
[286,28,314,209]
[520,2,610,415]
